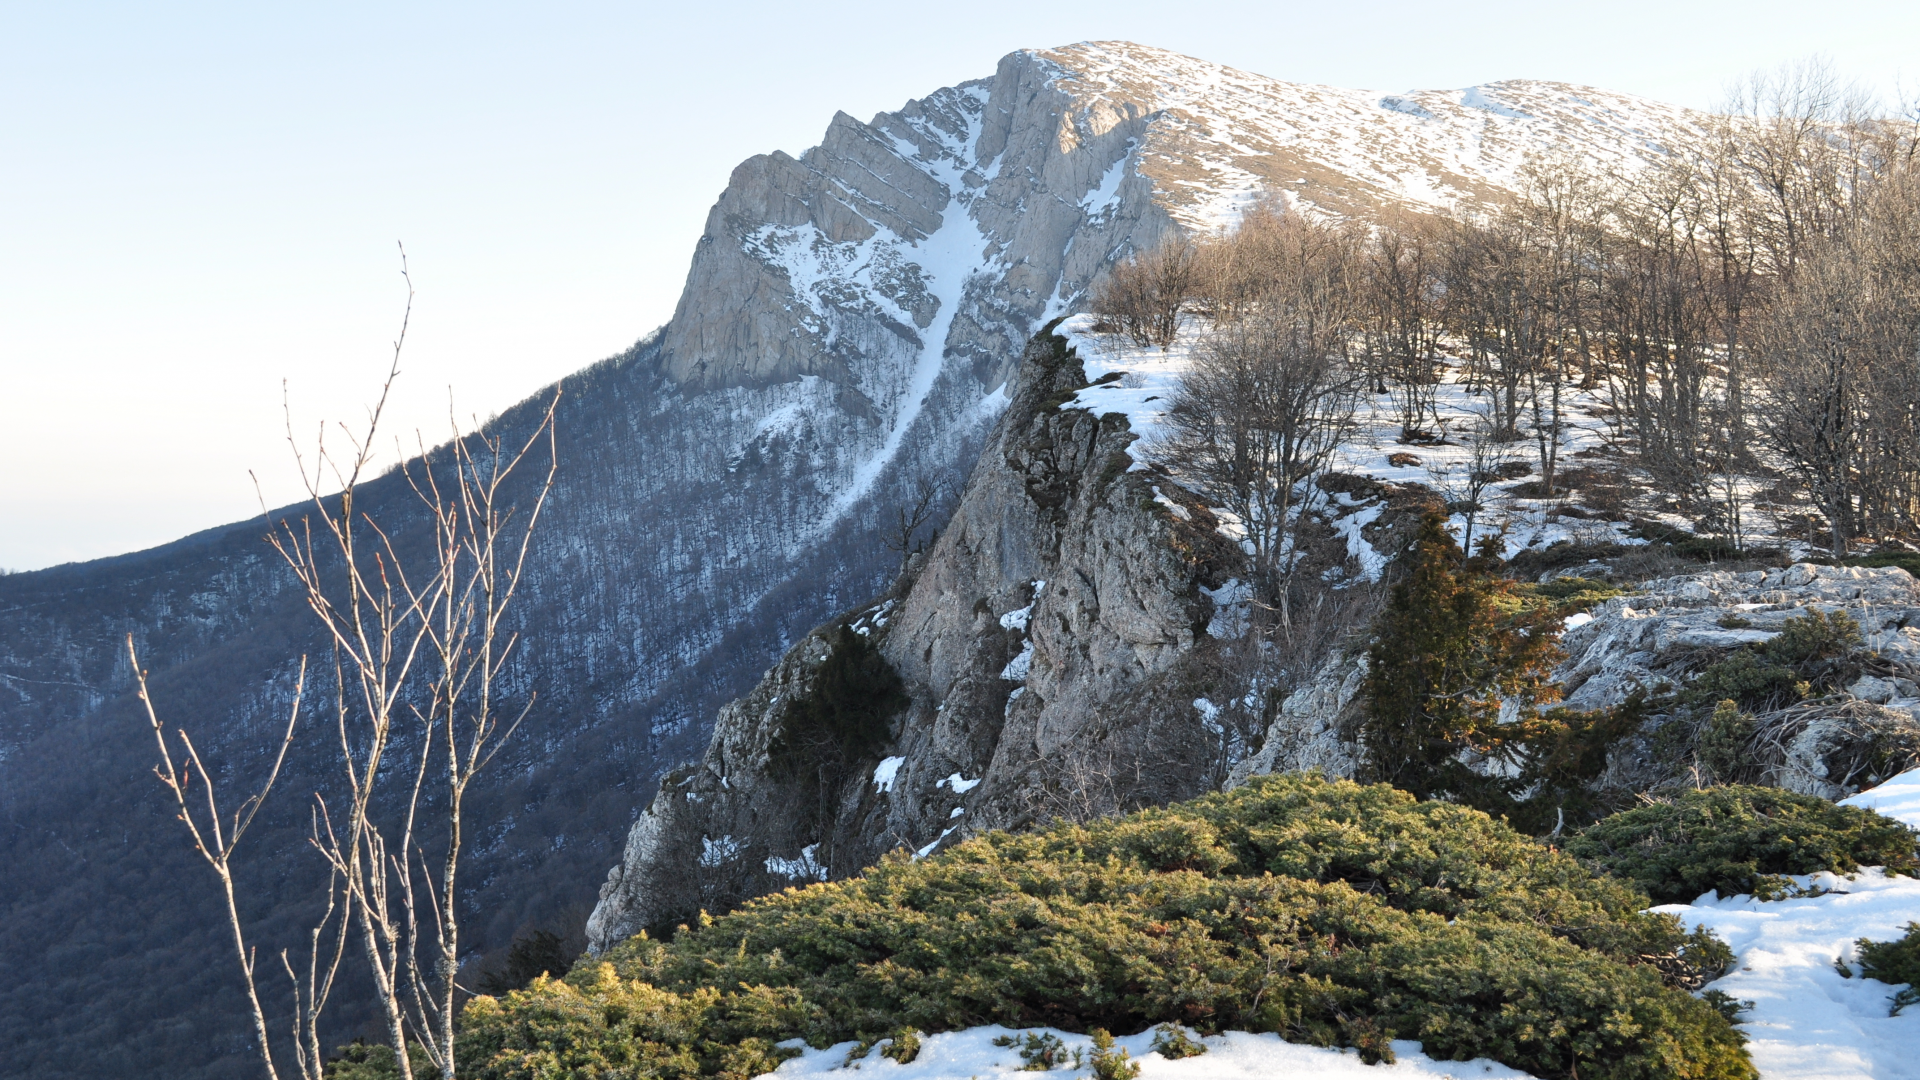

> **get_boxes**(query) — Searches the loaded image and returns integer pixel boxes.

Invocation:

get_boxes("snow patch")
[1646,768,1920,1079]
[762,1026,1535,1080]
[765,844,828,882]
[698,835,744,868]
[1000,640,1034,681]
[914,827,958,859]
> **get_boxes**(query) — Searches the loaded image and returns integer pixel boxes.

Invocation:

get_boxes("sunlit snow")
[765,1026,1532,1080]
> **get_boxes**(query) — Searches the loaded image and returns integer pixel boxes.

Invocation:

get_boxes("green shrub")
[323,1040,434,1080]
[1524,576,1624,606]
[460,775,1754,1080]
[1088,1028,1139,1080]
[767,624,908,781]
[1679,611,1864,714]
[1764,609,1863,668]
[1362,516,1638,828]
[1698,701,1758,784]
[879,1028,921,1064]
[1852,922,1920,1014]
[994,1031,1070,1070]
[478,928,575,996]
[1149,1023,1206,1059]
[1681,652,1799,711]
[1830,552,1920,578]
[1565,785,1920,903]
[1361,516,1564,803]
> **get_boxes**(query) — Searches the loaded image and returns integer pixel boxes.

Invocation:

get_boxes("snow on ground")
[1036,42,1709,234]
[1647,769,1920,1080]
[1054,312,1650,578]
[767,1026,1532,1080]
[1843,769,1920,825]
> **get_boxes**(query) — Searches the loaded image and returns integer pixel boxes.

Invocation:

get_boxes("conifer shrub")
[1849,922,1920,1014]
[1697,701,1758,784]
[458,775,1754,1080]
[324,1040,434,1079]
[1840,552,1920,578]
[1680,610,1865,714]
[1088,1028,1139,1080]
[1149,1023,1206,1059]
[767,624,908,781]
[1565,785,1920,903]
[879,1028,921,1064]
[1523,575,1624,606]
[478,928,575,996]
[1360,515,1640,828]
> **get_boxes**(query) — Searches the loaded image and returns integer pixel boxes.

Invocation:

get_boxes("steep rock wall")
[587,326,1243,950]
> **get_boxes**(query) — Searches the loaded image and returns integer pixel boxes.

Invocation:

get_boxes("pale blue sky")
[2,0,1915,570]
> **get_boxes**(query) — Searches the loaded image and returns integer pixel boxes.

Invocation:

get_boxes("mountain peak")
[1026,40,1707,227]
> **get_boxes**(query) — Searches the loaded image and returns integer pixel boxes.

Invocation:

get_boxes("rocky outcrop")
[586,325,1244,950]
[1225,651,1368,789]
[1221,563,1920,803]
[1556,563,1920,798]
[1558,564,1920,712]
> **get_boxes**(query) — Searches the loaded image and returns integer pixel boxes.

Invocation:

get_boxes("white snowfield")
[755,769,1920,1080]
[767,1026,1529,1080]
[1038,41,1708,234]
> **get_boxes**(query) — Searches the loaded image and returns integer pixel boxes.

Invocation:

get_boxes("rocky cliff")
[587,324,1249,948]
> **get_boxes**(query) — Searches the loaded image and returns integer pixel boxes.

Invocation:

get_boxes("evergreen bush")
[1360,515,1639,828]
[1680,610,1864,714]
[1850,922,1920,1014]
[478,928,575,996]
[767,624,908,782]
[458,775,1754,1080]
[1564,785,1919,903]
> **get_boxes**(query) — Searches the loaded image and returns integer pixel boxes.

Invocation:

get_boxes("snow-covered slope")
[1033,41,1707,235]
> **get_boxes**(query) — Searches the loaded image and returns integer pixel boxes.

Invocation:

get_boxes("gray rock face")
[586,327,1243,951]
[1557,563,1920,713]
[1225,651,1368,789]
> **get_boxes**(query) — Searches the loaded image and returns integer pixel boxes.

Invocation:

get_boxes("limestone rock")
[1558,563,1920,713]
[586,326,1243,952]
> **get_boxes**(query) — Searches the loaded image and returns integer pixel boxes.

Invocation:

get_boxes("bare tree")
[1753,197,1920,556]
[1158,213,1363,595]
[141,249,559,1080]
[1424,403,1508,556]
[1358,212,1447,442]
[881,475,951,572]
[1093,233,1198,347]
[1598,153,1719,501]
[131,641,310,1080]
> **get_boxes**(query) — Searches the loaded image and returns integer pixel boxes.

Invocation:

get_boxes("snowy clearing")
[1054,311,1765,579]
